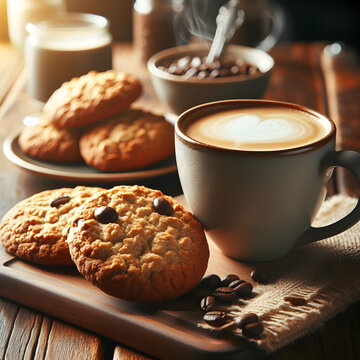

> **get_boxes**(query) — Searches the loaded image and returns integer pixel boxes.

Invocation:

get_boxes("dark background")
[182,0,360,52]
[274,0,359,52]
[0,0,359,53]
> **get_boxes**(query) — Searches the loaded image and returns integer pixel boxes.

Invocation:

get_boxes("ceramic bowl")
[147,43,274,115]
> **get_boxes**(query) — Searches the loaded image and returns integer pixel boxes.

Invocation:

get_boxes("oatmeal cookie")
[67,185,209,302]
[0,186,104,266]
[18,122,83,163]
[43,70,142,129]
[79,109,174,172]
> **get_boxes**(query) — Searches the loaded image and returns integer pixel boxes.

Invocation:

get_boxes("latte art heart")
[186,108,331,151]
[222,115,299,144]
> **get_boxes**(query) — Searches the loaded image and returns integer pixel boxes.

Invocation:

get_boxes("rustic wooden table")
[0,42,359,360]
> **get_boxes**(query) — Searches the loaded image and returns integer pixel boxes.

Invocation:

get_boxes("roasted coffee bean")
[219,68,230,77]
[159,55,260,80]
[191,56,201,67]
[198,63,209,71]
[211,60,221,69]
[238,63,248,74]
[153,197,173,216]
[209,69,220,78]
[213,287,235,304]
[197,71,208,79]
[235,313,259,329]
[184,67,197,78]
[233,281,253,297]
[203,311,228,327]
[230,65,240,75]
[249,66,258,75]
[94,206,118,224]
[168,64,179,74]
[229,279,245,289]
[200,296,217,311]
[50,195,71,207]
[242,321,264,338]
[250,268,272,284]
[177,56,191,69]
[284,296,307,306]
[221,274,240,287]
[200,274,221,290]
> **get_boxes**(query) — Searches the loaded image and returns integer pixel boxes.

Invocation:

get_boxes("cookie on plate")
[79,109,174,172]
[43,70,142,129]
[0,186,104,266]
[67,185,209,302]
[18,121,83,163]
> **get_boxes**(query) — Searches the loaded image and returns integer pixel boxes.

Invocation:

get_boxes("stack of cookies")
[0,185,209,302]
[19,70,175,172]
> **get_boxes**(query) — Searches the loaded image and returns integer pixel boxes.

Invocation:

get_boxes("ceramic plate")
[3,132,177,182]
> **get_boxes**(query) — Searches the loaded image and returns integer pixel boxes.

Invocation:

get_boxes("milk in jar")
[25,13,113,103]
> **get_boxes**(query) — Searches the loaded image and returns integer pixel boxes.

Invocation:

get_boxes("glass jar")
[25,13,113,103]
[7,0,66,50]
[133,0,186,63]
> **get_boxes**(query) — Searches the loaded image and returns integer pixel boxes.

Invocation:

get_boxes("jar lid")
[26,13,110,49]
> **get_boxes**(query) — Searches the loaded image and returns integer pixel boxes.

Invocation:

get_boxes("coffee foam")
[186,107,331,151]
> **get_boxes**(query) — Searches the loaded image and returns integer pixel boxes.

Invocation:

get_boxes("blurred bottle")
[133,0,187,63]
[7,0,66,50]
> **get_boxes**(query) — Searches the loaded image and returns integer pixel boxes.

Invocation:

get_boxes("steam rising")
[183,0,229,40]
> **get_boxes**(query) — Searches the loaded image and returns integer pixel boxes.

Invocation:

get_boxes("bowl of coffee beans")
[148,44,274,114]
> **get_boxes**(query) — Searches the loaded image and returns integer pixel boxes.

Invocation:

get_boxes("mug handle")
[299,150,360,245]
[256,1,286,52]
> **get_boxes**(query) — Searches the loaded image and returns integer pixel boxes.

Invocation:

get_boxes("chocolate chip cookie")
[18,121,83,163]
[0,186,103,266]
[43,70,142,129]
[79,109,174,172]
[67,185,209,302]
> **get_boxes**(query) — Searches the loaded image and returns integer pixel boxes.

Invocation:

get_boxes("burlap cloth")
[200,195,360,353]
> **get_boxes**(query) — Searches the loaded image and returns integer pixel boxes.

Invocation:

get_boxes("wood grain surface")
[0,41,359,360]
[320,44,360,197]
[0,232,260,359]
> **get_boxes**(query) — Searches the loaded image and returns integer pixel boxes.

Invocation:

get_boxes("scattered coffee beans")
[213,287,235,304]
[232,281,253,297]
[200,274,221,290]
[235,313,259,329]
[158,55,260,80]
[198,273,265,338]
[200,295,217,311]
[50,195,71,207]
[229,279,245,289]
[203,311,228,327]
[250,268,273,284]
[153,197,173,216]
[94,206,118,224]
[242,321,264,338]
[221,274,240,287]
[284,296,307,306]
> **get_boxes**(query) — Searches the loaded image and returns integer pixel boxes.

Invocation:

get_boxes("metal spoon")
[206,0,244,64]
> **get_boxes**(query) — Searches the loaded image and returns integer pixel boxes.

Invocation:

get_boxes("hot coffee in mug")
[186,107,330,151]
[175,100,360,262]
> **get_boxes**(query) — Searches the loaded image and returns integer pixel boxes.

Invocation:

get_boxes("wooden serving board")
[0,197,262,360]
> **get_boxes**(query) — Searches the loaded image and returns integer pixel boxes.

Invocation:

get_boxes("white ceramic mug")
[175,100,360,262]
